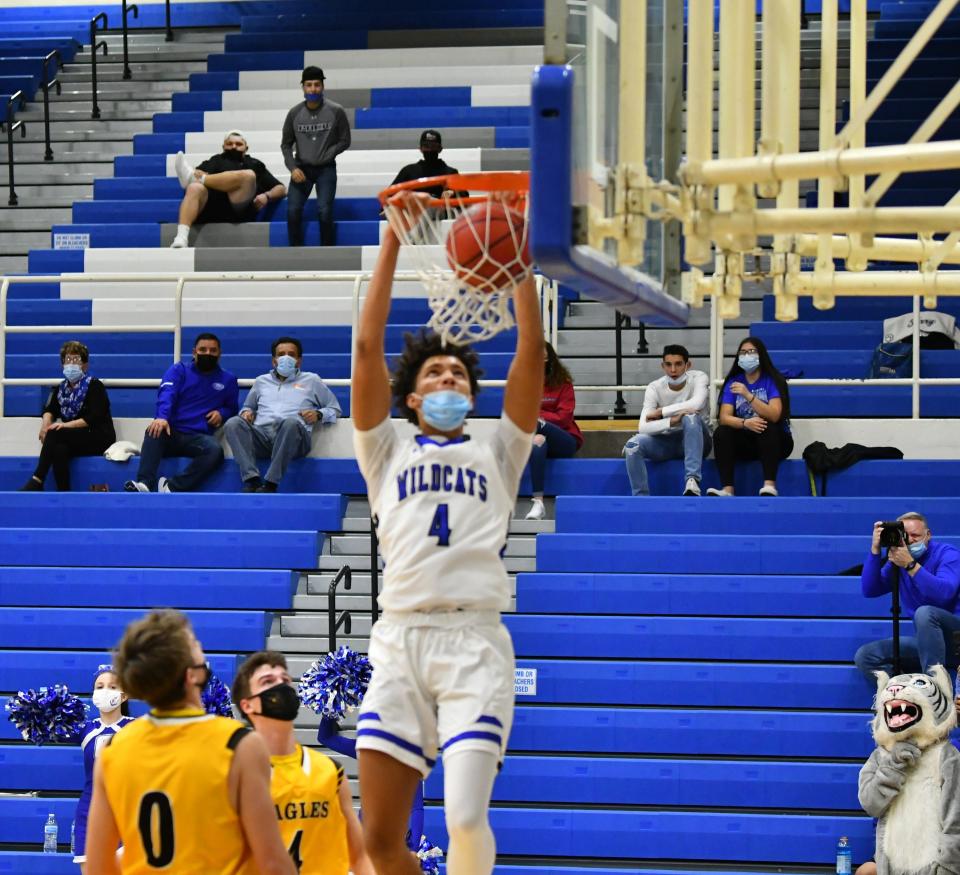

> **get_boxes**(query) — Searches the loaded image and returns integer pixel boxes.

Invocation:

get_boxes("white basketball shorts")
[355,610,515,777]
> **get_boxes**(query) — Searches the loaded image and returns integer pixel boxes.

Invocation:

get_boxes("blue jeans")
[223,415,311,486]
[623,414,712,496]
[136,429,224,492]
[287,162,337,246]
[529,421,579,493]
[854,604,960,682]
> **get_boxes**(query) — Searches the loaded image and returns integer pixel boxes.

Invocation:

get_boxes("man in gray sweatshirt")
[281,65,351,246]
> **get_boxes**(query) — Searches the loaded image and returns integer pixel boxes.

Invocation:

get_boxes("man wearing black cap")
[389,130,460,198]
[281,66,351,246]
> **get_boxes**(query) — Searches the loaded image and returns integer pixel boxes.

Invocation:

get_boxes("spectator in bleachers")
[20,341,116,492]
[622,344,711,496]
[223,336,341,493]
[282,66,352,247]
[706,336,793,497]
[854,512,960,683]
[389,129,460,198]
[170,130,286,249]
[526,342,583,520]
[124,333,239,494]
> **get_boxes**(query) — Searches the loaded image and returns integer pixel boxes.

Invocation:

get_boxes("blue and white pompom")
[5,685,87,746]
[201,672,233,717]
[298,646,372,721]
[416,835,444,875]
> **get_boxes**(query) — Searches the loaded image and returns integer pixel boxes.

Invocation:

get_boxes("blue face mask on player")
[275,355,298,378]
[738,353,760,373]
[63,364,83,383]
[304,91,323,106]
[420,390,471,431]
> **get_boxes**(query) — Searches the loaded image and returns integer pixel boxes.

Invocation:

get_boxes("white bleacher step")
[238,63,536,93]
[67,56,210,72]
[317,553,536,573]
[2,184,93,200]
[0,141,134,160]
[564,300,761,329]
[2,231,52,253]
[282,613,377,638]
[0,255,27,274]
[337,515,552,535]
[56,83,191,100]
[169,146,485,174]
[303,571,520,599]
[327,533,537,559]
[270,635,371,655]
[59,68,202,83]
[77,245,373,273]
[18,102,171,120]
[0,208,74,229]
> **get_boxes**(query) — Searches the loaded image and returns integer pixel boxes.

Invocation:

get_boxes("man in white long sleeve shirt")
[622,345,711,496]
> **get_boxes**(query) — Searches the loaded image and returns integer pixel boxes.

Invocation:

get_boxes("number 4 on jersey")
[428,503,451,546]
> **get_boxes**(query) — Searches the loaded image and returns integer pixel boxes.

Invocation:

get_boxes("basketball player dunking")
[351,200,544,875]
[85,610,296,875]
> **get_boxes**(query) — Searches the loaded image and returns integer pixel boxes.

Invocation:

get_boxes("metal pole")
[41,51,61,162]
[614,311,626,415]
[685,0,714,265]
[912,294,921,420]
[5,93,24,207]
[122,0,140,81]
[173,277,184,363]
[370,523,379,625]
[165,0,174,42]
[661,0,683,298]
[90,14,108,120]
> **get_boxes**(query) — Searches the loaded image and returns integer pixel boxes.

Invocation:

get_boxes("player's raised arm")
[502,274,545,432]
[232,732,298,875]
[351,225,401,430]
[85,760,122,875]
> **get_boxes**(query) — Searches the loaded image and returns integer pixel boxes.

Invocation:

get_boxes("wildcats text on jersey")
[396,462,488,503]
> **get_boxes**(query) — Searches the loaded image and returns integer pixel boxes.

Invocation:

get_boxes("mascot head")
[871,665,956,751]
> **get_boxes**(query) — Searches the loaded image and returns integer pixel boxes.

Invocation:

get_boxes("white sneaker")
[123,480,149,493]
[170,234,189,249]
[525,498,546,521]
[759,485,779,497]
[174,151,195,189]
[705,487,732,497]
[158,477,172,494]
[682,477,701,496]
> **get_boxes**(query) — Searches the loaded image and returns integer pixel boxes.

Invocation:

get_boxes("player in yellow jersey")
[232,651,374,875]
[84,610,297,875]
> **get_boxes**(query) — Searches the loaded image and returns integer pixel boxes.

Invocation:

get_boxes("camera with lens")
[879,521,907,549]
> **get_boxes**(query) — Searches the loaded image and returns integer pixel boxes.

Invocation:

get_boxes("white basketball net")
[381,184,531,344]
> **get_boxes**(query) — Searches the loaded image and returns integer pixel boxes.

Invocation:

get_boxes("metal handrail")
[4,93,25,207]
[326,565,352,653]
[369,522,379,625]
[164,0,174,42]
[41,50,62,162]
[89,14,109,120]
[122,0,140,80]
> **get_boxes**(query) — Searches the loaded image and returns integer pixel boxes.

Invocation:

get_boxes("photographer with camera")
[854,512,960,683]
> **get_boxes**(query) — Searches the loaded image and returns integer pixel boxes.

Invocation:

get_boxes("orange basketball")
[445,201,531,290]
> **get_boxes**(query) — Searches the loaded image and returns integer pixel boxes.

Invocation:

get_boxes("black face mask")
[253,682,300,721]
[189,661,211,692]
[421,149,442,163]
[221,149,244,164]
[195,354,219,373]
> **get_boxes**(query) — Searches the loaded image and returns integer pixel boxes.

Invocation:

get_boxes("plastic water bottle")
[836,836,852,875]
[43,813,58,853]
[70,819,75,856]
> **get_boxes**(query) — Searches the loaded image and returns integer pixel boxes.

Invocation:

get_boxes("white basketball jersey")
[354,414,533,613]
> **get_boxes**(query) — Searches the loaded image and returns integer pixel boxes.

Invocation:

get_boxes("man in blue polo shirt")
[223,336,341,492]
[125,333,239,493]
[855,511,960,682]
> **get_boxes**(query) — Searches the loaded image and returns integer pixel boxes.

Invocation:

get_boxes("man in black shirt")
[170,130,286,248]
[389,129,459,198]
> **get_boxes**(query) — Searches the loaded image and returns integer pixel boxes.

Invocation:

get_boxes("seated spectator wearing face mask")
[169,130,286,249]
[21,341,116,492]
[706,336,793,497]
[125,333,239,494]
[854,512,960,684]
[389,130,460,197]
[622,344,711,497]
[223,336,341,493]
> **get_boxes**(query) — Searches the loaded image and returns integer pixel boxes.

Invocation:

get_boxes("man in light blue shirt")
[223,336,341,492]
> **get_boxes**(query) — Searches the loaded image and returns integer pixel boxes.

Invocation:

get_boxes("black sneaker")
[19,477,43,491]
[255,481,278,494]
[241,478,262,493]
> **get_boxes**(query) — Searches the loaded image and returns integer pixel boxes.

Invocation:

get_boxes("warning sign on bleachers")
[54,233,90,250]
[514,667,537,696]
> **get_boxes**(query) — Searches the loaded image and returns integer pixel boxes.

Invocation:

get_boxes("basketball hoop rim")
[378,170,530,209]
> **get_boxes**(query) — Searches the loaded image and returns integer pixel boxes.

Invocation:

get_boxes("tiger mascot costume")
[859,665,960,875]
